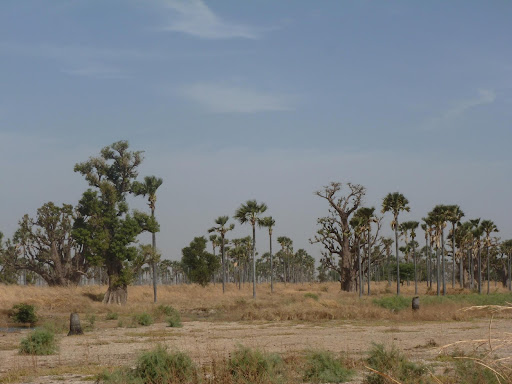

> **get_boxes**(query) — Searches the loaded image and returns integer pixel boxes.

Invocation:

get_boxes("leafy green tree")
[181,237,220,287]
[11,202,89,286]
[258,216,275,292]
[208,216,234,293]
[382,192,410,296]
[234,200,268,298]
[73,141,158,304]
[133,176,163,303]
[0,232,19,284]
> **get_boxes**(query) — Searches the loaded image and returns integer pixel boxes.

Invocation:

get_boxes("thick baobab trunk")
[412,296,420,311]
[68,313,83,336]
[103,283,128,305]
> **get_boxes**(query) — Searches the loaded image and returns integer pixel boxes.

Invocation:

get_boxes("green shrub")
[167,310,182,328]
[228,345,285,384]
[85,313,96,331]
[10,303,38,325]
[303,350,354,383]
[99,345,198,384]
[133,312,154,326]
[105,312,119,320]
[304,293,320,301]
[365,343,428,384]
[440,350,503,384]
[19,328,58,355]
[372,296,410,312]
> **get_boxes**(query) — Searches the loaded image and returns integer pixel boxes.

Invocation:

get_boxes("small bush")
[303,350,354,383]
[304,293,320,301]
[133,312,154,326]
[372,296,410,312]
[85,313,96,331]
[228,345,285,384]
[166,309,182,328]
[19,328,58,355]
[99,345,198,384]
[10,303,38,325]
[365,343,428,384]
[105,312,119,320]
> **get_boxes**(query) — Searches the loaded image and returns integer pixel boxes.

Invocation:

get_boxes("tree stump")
[412,296,420,311]
[68,313,83,336]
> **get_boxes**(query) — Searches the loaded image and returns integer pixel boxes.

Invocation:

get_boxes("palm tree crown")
[234,200,268,226]
[381,192,410,226]
[133,176,163,213]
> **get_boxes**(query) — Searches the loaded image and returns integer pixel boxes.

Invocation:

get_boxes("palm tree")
[428,205,449,296]
[481,220,498,295]
[501,240,512,291]
[470,219,483,294]
[258,217,276,293]
[354,207,376,295]
[133,175,163,303]
[445,205,464,288]
[209,234,221,284]
[350,214,365,297]
[277,236,293,284]
[234,200,268,298]
[382,237,394,287]
[421,220,430,288]
[208,216,235,293]
[382,192,410,296]
[402,221,419,294]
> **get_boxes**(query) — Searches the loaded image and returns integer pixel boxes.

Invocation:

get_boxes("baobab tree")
[73,141,158,305]
[208,216,234,293]
[382,192,410,296]
[234,200,267,298]
[311,182,365,291]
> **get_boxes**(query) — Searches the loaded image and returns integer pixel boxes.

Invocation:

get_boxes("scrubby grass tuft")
[227,345,285,384]
[105,312,119,320]
[303,350,354,383]
[365,343,429,384]
[19,328,58,355]
[304,293,320,301]
[372,296,410,312]
[9,303,38,325]
[133,312,154,326]
[98,345,198,384]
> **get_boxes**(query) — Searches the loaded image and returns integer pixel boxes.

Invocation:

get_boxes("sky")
[0,0,511,262]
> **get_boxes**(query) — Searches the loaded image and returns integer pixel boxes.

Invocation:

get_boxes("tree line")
[1,144,510,304]
[312,182,512,296]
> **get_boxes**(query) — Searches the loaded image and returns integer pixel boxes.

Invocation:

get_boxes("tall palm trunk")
[387,248,391,287]
[395,221,400,296]
[452,223,456,289]
[486,243,490,295]
[269,232,273,293]
[252,224,256,298]
[425,235,429,288]
[441,229,446,296]
[357,240,362,297]
[367,228,371,296]
[459,247,464,289]
[221,234,226,294]
[477,244,482,294]
[413,241,417,295]
[151,208,157,303]
[508,252,511,291]
[436,244,440,296]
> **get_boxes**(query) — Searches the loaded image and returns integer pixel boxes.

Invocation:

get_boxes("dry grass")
[1,282,511,326]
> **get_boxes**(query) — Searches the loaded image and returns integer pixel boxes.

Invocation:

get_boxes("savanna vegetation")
[1,141,512,383]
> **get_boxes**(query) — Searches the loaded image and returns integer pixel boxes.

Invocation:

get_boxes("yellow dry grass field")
[1,282,511,383]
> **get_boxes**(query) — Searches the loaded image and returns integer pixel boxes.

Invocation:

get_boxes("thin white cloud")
[180,83,295,113]
[162,0,260,39]
[422,89,496,130]
[62,65,130,79]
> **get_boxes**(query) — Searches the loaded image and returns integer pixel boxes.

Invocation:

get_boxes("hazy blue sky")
[1,1,511,261]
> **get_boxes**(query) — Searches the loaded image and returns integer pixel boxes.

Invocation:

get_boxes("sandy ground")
[1,317,510,383]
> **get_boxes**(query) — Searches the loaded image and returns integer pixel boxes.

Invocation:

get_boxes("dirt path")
[1,318,510,383]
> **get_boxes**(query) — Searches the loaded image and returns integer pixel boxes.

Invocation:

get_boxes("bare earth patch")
[1,318,511,383]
